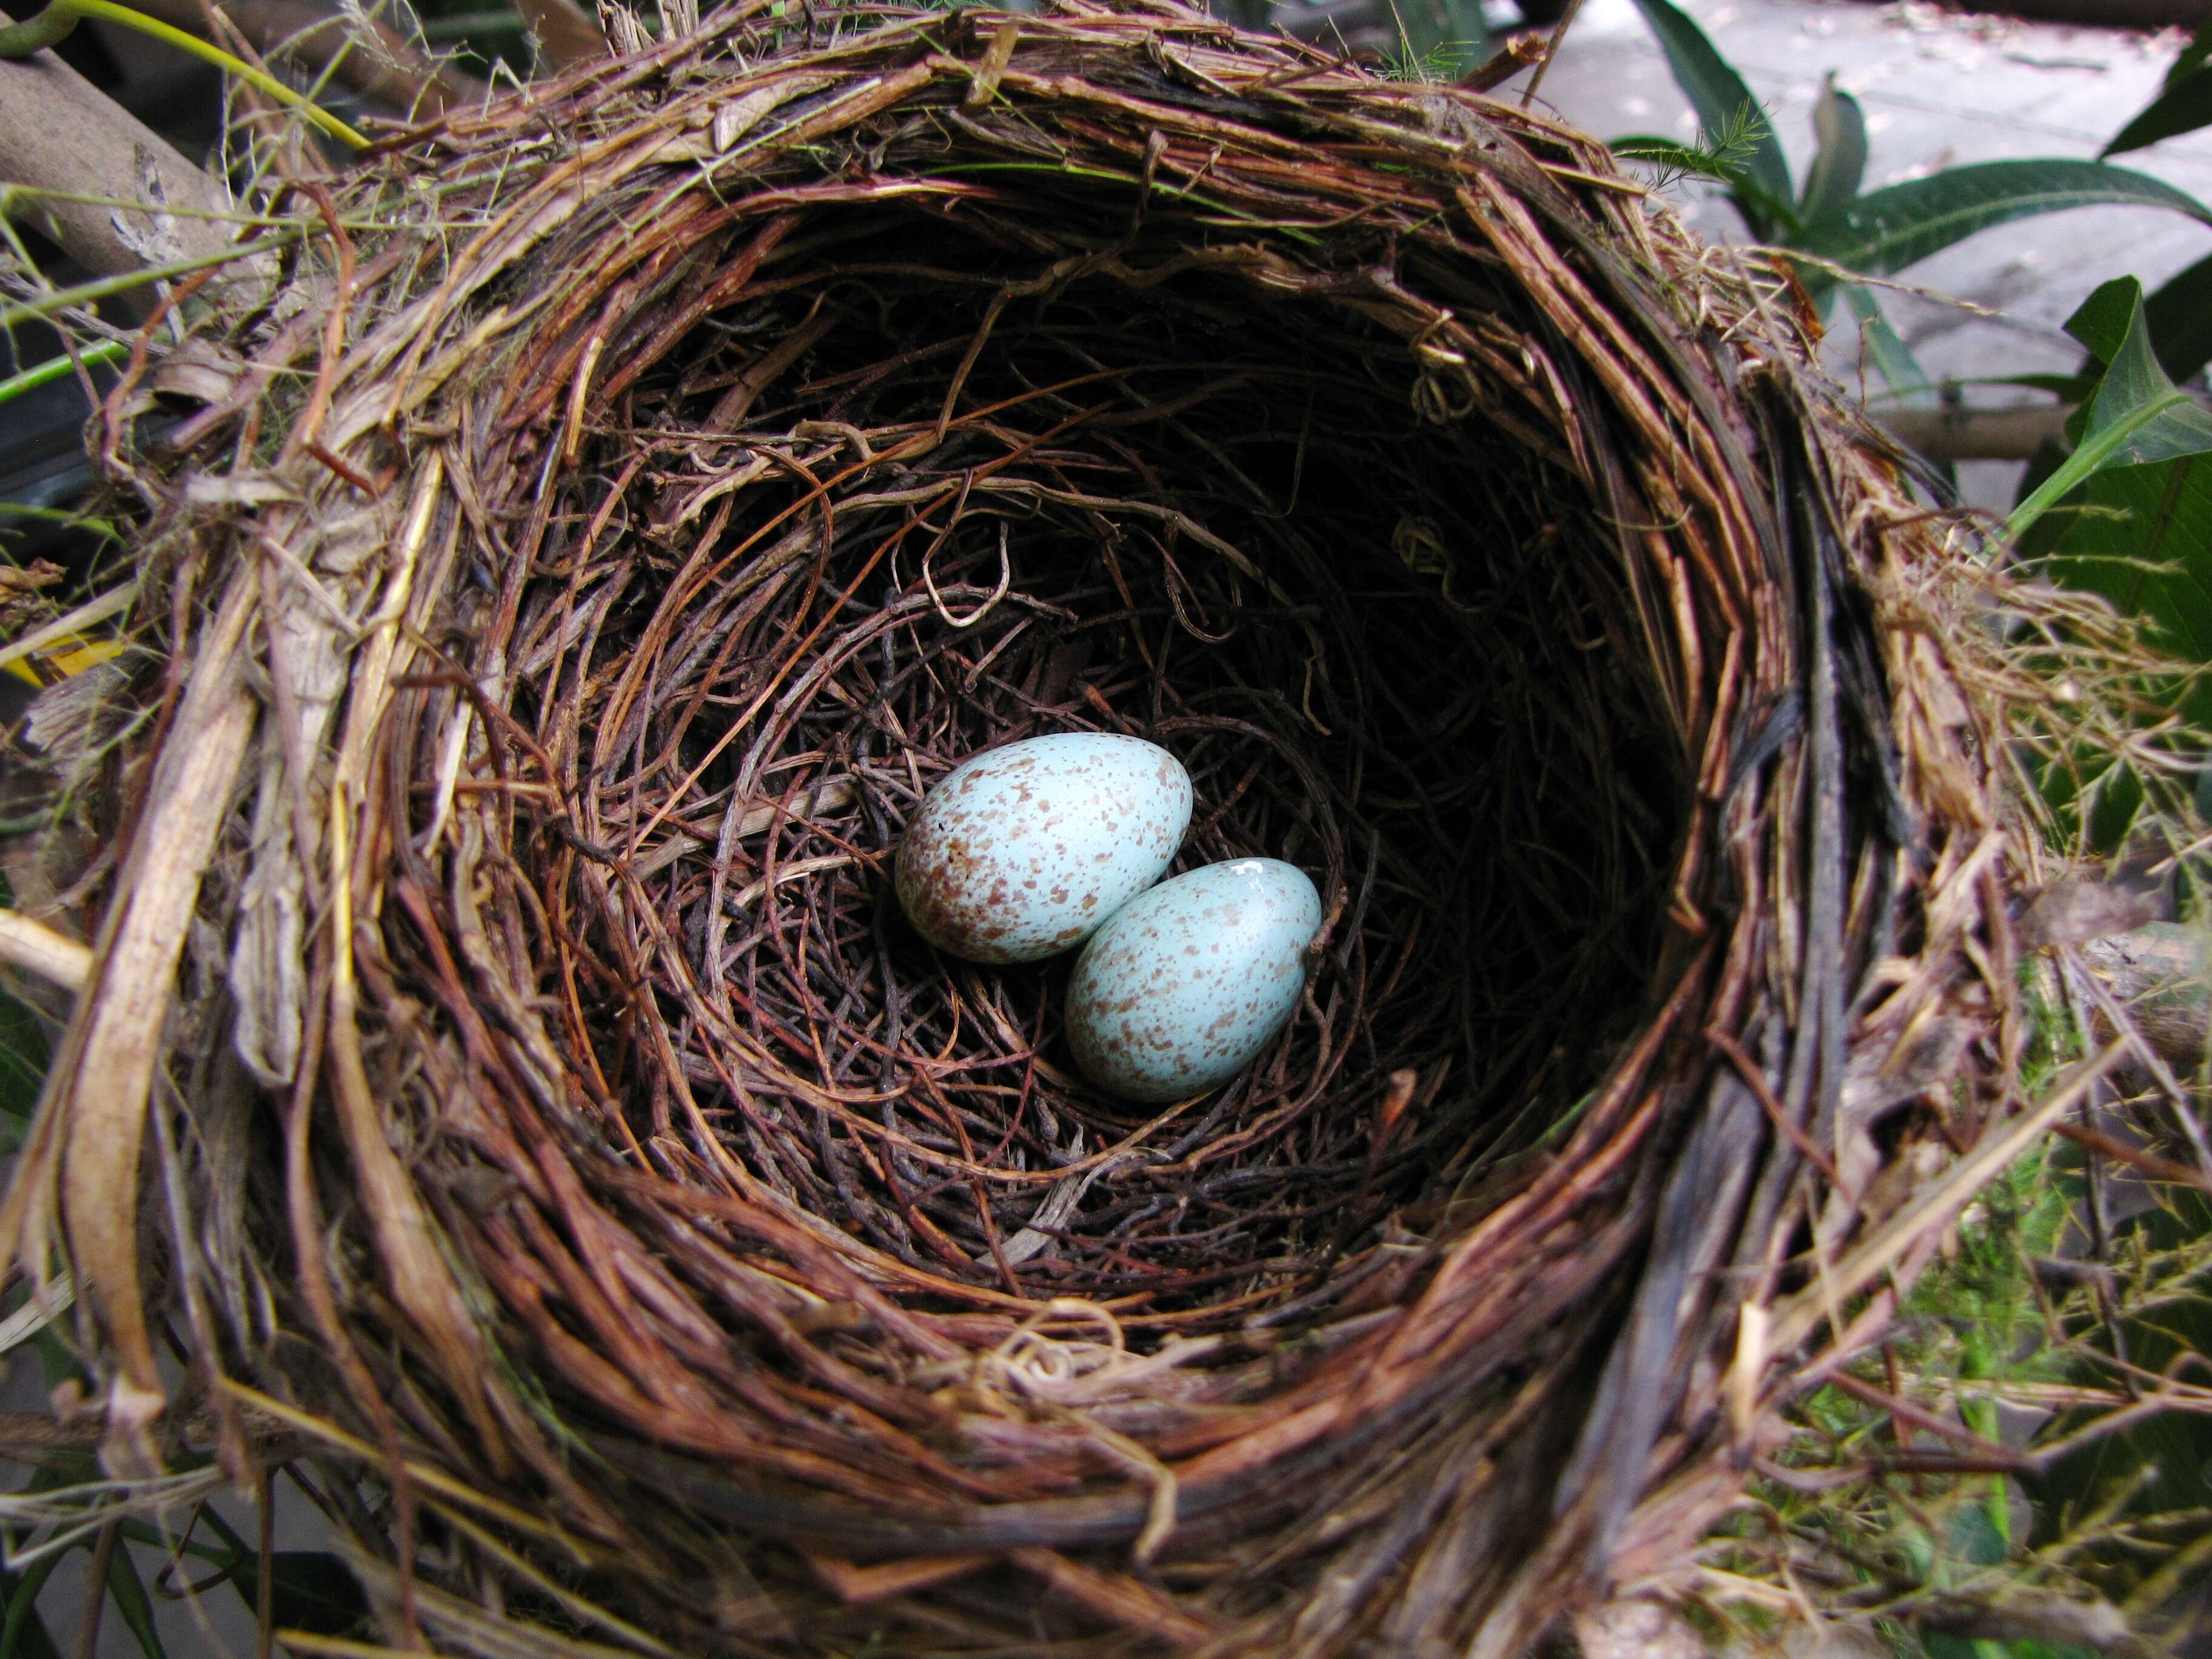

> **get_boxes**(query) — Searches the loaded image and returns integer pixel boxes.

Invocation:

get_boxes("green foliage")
[1793,163,2212,286]
[1798,72,1866,230]
[1621,0,1790,220]
[1373,0,1489,84]
[2142,250,2212,386]
[2013,279,2212,543]
[1609,104,1771,199]
[2011,280,2212,825]
[0,991,47,1154]
[2104,20,2212,160]
[1711,1119,2212,1650]
[1614,0,2212,422]
[2006,282,2212,845]
[0,1436,371,1655]
[0,1553,64,1659]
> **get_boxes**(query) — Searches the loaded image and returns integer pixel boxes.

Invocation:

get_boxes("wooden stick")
[0,49,240,290]
[1874,404,2070,463]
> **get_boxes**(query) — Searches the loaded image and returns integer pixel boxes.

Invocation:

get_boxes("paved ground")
[1532,0,2212,505]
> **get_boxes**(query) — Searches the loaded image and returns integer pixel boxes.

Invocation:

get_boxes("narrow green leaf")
[2105,67,2212,158]
[258,1555,370,1638]
[0,1552,65,1659]
[2105,20,2212,156]
[1983,372,2093,399]
[1623,0,1792,213]
[1796,161,2212,280]
[102,1541,169,1659]
[165,1504,369,1639]
[1611,133,1712,166]
[2009,279,2212,542]
[1798,74,1867,227]
[1862,371,2086,403]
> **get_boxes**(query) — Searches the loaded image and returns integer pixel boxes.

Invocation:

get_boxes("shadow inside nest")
[486,216,1683,1326]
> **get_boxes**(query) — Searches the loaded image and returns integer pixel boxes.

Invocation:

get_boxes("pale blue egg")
[1066,859,1322,1103]
[896,733,1192,964]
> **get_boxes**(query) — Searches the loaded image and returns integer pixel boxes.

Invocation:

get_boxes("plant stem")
[0,229,297,326]
[2005,388,2195,541]
[0,0,367,147]
[0,2,73,52]
[0,339,127,407]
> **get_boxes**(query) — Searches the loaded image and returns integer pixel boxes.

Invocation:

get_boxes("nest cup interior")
[503,193,1684,1327]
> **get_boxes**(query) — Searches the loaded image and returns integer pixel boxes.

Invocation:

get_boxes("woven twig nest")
[8,3,2033,1651]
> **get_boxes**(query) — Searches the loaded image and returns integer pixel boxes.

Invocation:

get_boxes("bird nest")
[5,2,2034,1652]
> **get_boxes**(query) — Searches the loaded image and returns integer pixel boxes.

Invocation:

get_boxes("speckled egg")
[896,733,1193,964]
[1065,859,1322,1103]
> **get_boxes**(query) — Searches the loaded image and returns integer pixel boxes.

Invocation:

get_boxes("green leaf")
[2143,249,2212,384]
[2010,279,2212,543]
[102,1542,167,1659]
[1795,161,2212,280]
[2072,280,2212,467]
[2104,20,2212,156]
[173,1503,370,1640]
[1798,74,1867,228]
[0,1557,62,1659]
[1624,0,1792,219]
[229,1552,372,1640]
[2064,275,2140,367]
[0,986,49,1125]
[2106,67,2212,158]
[2037,460,2212,729]
[2019,280,2212,738]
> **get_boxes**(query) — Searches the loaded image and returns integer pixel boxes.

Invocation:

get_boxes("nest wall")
[6,4,2025,1653]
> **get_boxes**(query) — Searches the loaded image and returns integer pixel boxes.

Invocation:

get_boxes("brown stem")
[1517,0,1584,106]
[75,1518,120,1659]
[0,47,241,290]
